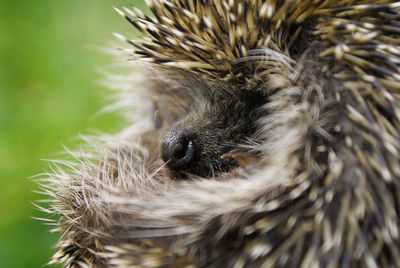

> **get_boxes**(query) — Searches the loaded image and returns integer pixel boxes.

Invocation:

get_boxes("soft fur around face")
[39,1,400,267]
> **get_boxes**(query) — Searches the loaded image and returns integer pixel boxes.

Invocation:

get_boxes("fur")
[38,0,400,267]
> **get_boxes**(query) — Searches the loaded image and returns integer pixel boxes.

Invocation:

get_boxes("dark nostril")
[170,138,195,165]
[161,130,197,168]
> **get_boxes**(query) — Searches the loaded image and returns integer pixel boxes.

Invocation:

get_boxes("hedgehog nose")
[161,129,197,168]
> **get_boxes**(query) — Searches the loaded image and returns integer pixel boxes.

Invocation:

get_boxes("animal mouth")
[221,149,261,168]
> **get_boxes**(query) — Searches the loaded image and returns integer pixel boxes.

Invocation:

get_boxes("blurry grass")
[0,0,146,267]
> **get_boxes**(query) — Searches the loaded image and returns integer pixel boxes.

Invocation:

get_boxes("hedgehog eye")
[151,104,163,130]
[151,102,181,130]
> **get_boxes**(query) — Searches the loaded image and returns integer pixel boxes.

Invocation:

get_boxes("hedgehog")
[37,0,400,267]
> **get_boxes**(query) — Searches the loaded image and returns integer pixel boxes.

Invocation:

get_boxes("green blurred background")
[0,0,146,267]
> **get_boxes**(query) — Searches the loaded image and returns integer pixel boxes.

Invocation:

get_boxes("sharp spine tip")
[113,32,127,42]
[123,7,136,17]
[113,7,125,17]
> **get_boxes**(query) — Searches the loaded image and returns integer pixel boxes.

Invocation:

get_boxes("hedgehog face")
[157,80,267,178]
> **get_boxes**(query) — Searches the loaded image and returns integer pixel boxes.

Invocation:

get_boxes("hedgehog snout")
[161,128,198,168]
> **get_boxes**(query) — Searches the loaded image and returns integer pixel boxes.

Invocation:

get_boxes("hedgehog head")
[114,0,400,178]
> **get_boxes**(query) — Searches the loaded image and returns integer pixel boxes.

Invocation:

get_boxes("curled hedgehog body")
[40,0,400,267]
